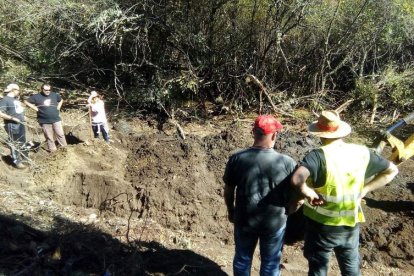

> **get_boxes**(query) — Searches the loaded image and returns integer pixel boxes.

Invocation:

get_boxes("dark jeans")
[233,225,285,276]
[92,123,109,142]
[5,122,27,165]
[304,222,360,276]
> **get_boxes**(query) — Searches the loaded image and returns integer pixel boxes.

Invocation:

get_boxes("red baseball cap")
[253,115,283,134]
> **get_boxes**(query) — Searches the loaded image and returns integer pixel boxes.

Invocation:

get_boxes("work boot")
[14,163,26,169]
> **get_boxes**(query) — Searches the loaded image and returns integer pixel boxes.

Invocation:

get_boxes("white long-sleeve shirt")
[87,96,107,124]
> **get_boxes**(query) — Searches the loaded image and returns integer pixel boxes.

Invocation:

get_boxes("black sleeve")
[27,95,36,105]
[0,98,8,112]
[365,149,390,178]
[56,93,62,102]
[223,155,236,187]
[299,149,326,188]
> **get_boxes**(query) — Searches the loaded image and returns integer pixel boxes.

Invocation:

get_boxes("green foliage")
[353,66,414,112]
[0,0,414,117]
[88,6,146,49]
[0,60,31,83]
[353,78,378,109]
[382,66,414,109]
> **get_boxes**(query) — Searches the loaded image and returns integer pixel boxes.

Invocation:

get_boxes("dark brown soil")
[0,112,413,275]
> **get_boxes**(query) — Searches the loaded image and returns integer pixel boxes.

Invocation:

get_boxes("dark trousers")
[92,123,109,142]
[304,222,360,276]
[5,122,27,165]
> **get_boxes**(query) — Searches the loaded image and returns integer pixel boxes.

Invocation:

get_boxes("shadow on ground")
[285,207,305,245]
[365,198,414,217]
[0,213,226,275]
[65,132,83,145]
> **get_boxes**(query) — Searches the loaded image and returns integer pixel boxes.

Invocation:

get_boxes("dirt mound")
[121,122,318,243]
[0,114,413,274]
[124,133,230,239]
[361,158,414,269]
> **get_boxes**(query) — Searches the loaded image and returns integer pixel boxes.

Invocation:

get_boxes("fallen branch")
[246,74,278,114]
[0,135,33,164]
[158,103,186,140]
[370,94,378,125]
[246,74,295,118]
[334,99,354,114]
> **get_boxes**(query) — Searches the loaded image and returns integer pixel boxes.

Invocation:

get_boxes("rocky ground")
[0,109,413,275]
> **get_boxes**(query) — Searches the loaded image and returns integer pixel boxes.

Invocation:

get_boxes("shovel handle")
[387,119,406,133]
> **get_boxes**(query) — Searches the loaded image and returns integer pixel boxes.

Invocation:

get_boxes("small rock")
[88,213,98,223]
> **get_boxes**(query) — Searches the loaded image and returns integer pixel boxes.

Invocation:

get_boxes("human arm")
[87,95,93,107]
[0,99,21,123]
[57,99,63,111]
[23,100,39,112]
[87,91,99,107]
[0,111,21,123]
[291,165,325,206]
[361,162,398,199]
[223,157,236,223]
[224,184,235,223]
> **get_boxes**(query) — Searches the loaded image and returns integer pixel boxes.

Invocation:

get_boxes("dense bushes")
[0,0,413,119]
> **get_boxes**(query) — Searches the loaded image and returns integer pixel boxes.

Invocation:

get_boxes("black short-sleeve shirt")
[27,92,62,124]
[0,96,25,123]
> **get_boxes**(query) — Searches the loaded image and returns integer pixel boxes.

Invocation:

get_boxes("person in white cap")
[24,83,67,152]
[291,110,399,276]
[87,91,109,142]
[0,84,27,168]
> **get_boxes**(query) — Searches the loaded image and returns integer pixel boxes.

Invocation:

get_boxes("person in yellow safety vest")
[291,110,398,276]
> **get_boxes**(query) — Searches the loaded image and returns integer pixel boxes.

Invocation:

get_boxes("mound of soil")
[0,112,413,275]
[361,157,414,268]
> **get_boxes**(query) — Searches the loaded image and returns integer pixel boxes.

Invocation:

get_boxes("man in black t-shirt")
[224,115,296,276]
[291,110,398,276]
[24,84,67,152]
[0,84,27,169]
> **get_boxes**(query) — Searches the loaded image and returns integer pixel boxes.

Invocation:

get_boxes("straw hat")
[308,110,351,138]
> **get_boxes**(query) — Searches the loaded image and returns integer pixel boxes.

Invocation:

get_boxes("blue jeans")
[5,122,27,165]
[92,123,109,142]
[233,225,286,276]
[304,224,360,276]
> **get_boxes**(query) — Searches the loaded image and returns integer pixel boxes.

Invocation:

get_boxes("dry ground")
[0,110,412,275]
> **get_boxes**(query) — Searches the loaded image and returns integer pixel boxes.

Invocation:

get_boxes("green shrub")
[0,60,31,83]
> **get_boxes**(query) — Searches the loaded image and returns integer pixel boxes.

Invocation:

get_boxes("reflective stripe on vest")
[323,192,361,203]
[304,201,358,217]
[303,142,370,227]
